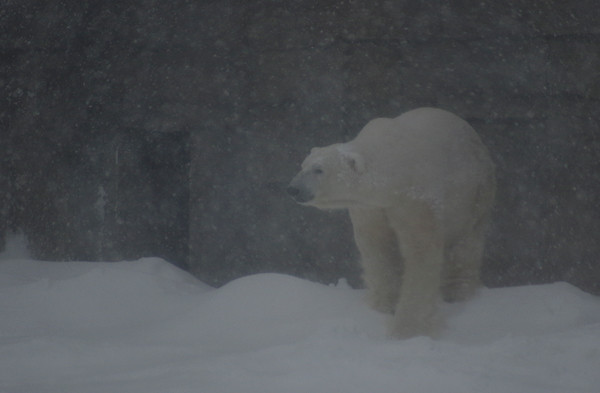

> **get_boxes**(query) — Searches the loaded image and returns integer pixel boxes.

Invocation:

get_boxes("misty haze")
[1,1,599,392]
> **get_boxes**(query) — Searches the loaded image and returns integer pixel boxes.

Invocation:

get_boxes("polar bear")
[287,108,495,338]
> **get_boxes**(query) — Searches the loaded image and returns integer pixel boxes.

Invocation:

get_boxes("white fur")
[289,108,496,339]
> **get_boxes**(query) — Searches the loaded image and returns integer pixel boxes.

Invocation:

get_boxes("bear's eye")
[313,168,323,174]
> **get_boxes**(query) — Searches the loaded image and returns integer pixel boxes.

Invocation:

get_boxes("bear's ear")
[310,147,322,154]
[341,151,366,174]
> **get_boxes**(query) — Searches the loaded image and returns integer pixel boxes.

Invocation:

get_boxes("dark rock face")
[2,0,600,294]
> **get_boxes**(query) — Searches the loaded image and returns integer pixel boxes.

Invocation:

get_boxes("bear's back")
[356,108,472,144]
[348,107,493,203]
[353,107,487,161]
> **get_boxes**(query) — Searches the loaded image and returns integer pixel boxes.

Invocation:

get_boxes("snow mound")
[1,258,599,393]
[0,258,208,336]
[444,282,600,343]
[154,273,385,354]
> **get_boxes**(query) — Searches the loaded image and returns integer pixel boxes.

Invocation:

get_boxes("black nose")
[287,185,314,203]
[287,186,300,197]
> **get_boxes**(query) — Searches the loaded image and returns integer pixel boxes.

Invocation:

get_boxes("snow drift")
[1,257,599,393]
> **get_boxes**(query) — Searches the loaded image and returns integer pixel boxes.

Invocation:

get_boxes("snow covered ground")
[1,252,600,392]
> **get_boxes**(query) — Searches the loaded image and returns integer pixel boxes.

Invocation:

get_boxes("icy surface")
[1,257,599,393]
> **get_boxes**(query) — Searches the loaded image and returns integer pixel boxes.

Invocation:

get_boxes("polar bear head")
[287,144,366,209]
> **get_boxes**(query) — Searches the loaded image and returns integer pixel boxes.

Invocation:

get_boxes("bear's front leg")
[349,207,403,314]
[386,202,445,339]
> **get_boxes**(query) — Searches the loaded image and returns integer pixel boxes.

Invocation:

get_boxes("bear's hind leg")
[349,207,402,314]
[442,222,486,303]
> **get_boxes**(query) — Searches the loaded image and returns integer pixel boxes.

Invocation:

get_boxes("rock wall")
[2,0,599,294]
[188,0,600,293]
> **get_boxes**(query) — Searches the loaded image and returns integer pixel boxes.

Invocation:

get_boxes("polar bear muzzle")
[286,183,314,204]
